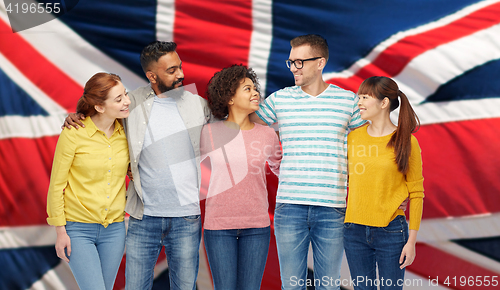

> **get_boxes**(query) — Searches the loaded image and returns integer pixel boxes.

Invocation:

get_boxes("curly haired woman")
[201,65,282,290]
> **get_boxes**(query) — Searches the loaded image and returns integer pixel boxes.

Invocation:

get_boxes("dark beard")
[157,78,184,94]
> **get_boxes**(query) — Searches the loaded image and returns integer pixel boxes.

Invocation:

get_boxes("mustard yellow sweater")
[345,126,424,230]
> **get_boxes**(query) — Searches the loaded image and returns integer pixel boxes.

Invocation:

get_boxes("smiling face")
[228,77,260,116]
[149,51,185,95]
[357,93,389,121]
[288,44,322,87]
[98,82,130,119]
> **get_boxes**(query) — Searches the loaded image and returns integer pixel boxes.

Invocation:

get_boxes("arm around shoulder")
[250,112,267,125]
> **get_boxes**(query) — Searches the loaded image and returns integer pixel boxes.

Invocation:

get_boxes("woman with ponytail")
[344,76,424,289]
[46,72,130,290]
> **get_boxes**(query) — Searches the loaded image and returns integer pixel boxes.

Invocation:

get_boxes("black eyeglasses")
[285,57,322,69]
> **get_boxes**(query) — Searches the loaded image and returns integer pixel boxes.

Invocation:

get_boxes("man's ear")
[317,57,327,70]
[146,71,156,84]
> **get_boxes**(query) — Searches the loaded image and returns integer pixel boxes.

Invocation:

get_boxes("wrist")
[55,225,67,235]
[407,229,418,244]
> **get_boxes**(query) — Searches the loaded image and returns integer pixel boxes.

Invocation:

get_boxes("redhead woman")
[201,65,281,290]
[344,76,424,290]
[46,72,130,290]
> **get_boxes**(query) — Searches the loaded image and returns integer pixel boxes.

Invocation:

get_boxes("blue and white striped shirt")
[256,84,366,207]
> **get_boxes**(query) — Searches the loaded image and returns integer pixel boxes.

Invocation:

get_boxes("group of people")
[46,34,424,290]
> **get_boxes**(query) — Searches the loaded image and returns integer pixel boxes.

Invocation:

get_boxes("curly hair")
[206,65,260,120]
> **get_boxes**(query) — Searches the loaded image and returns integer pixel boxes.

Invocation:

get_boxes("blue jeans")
[274,203,345,290]
[204,226,270,290]
[343,215,409,290]
[125,215,201,290]
[65,221,125,290]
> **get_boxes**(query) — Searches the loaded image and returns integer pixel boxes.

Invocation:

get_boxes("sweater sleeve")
[406,135,424,230]
[267,129,282,176]
[46,128,77,226]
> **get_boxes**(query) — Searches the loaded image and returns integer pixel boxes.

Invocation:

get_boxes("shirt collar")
[84,116,124,137]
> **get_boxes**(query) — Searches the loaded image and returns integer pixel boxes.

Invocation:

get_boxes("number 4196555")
[443,276,498,287]
[6,2,61,14]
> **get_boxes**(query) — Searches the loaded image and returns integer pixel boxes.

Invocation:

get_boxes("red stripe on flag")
[0,19,82,111]
[415,117,500,219]
[174,0,253,98]
[409,243,500,289]
[327,2,500,92]
[0,137,58,227]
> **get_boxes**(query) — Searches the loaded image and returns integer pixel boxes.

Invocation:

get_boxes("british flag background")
[1,0,500,289]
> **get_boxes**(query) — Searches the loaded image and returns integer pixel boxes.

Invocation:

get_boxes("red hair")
[76,73,122,117]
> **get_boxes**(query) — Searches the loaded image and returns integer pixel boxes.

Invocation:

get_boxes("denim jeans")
[274,203,345,290]
[343,215,409,290]
[125,215,201,290]
[204,226,270,290]
[65,221,125,290]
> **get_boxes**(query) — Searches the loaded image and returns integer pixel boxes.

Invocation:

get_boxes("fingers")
[75,119,85,128]
[56,246,70,263]
[399,252,414,269]
[63,120,73,129]
[67,242,71,258]
[127,164,134,181]
[398,197,409,211]
[399,251,405,265]
[64,113,86,129]
[67,117,79,129]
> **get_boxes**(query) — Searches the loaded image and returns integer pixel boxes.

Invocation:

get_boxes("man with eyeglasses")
[251,34,366,289]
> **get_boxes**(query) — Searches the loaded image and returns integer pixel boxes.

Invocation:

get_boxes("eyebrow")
[167,61,182,71]
[114,92,124,100]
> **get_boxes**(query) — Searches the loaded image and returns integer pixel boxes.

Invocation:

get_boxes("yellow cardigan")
[46,117,129,227]
[345,126,424,230]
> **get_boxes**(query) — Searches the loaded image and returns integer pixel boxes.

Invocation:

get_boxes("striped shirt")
[256,84,366,207]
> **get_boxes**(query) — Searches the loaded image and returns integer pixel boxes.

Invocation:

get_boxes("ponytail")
[357,77,420,174]
[387,89,420,174]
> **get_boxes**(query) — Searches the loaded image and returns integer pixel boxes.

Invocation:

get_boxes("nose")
[124,94,131,105]
[177,68,184,79]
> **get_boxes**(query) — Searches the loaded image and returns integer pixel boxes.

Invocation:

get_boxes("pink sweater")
[201,121,281,230]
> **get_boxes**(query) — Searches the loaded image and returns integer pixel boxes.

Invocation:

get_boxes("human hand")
[55,226,71,263]
[62,113,85,129]
[127,163,133,181]
[398,198,409,211]
[399,240,416,269]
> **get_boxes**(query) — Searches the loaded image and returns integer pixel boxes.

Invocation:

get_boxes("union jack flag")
[1,0,499,289]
